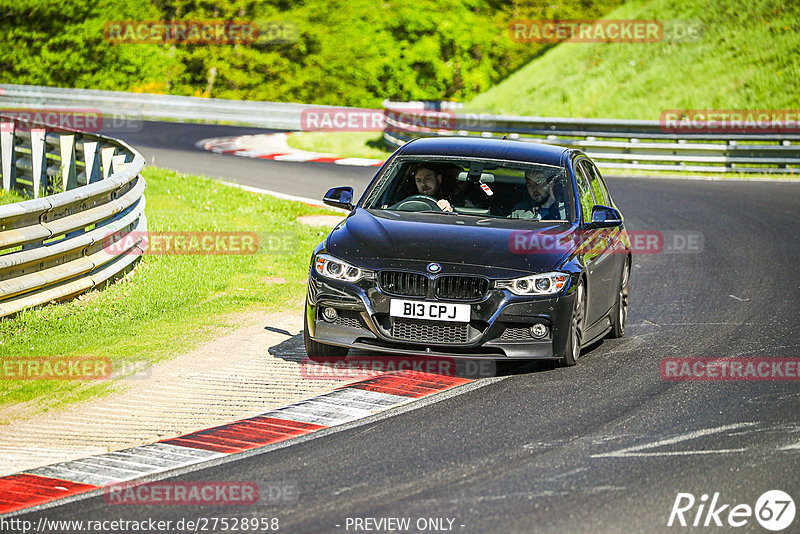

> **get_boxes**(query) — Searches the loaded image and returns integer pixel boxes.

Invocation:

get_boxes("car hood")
[325,208,577,275]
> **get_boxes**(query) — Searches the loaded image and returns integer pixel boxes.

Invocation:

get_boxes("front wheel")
[608,258,630,339]
[558,280,584,367]
[303,306,349,357]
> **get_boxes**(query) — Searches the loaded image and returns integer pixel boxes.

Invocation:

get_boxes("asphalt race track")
[23,121,799,532]
[102,121,376,200]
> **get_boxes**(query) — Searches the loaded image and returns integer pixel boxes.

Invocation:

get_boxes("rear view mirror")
[457,171,494,183]
[323,186,354,211]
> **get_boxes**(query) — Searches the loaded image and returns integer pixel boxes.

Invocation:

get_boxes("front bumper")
[306,269,577,360]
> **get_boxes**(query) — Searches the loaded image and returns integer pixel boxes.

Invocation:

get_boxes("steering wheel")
[389,195,443,212]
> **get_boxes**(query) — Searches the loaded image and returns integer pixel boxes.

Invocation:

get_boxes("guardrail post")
[83,141,101,183]
[30,128,47,199]
[727,140,737,172]
[101,146,116,179]
[1,121,16,192]
[780,140,790,170]
[59,134,77,191]
[111,154,127,174]
[22,127,47,250]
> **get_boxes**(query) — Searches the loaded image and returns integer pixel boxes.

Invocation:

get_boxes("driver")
[409,164,453,212]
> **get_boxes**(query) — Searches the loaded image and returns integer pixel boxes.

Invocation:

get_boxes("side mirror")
[584,205,622,229]
[323,186,354,211]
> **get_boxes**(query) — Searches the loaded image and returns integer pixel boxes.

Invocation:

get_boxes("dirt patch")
[296,215,345,227]
[0,307,362,476]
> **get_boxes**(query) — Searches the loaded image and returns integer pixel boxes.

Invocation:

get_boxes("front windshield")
[363,157,576,222]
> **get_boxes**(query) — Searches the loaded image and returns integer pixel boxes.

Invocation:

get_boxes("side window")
[593,164,613,207]
[582,160,610,206]
[574,161,594,222]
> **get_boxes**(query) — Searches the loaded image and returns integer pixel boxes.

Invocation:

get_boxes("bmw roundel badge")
[427,262,441,273]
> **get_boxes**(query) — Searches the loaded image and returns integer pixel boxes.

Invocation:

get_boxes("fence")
[382,101,800,174]
[2,84,797,174]
[0,114,146,318]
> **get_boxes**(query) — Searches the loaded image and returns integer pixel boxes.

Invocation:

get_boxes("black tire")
[303,306,349,358]
[608,258,630,339]
[558,279,585,367]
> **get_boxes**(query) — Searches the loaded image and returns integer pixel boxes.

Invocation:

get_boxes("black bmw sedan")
[304,137,631,366]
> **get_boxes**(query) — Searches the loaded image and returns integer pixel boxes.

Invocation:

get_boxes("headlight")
[495,272,569,295]
[314,253,373,283]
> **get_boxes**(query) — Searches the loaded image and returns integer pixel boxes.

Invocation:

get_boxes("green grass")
[0,166,341,420]
[471,0,800,118]
[0,189,29,206]
[286,132,392,160]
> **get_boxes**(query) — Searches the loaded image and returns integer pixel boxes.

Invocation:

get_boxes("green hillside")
[0,0,621,108]
[291,0,799,158]
[470,0,800,118]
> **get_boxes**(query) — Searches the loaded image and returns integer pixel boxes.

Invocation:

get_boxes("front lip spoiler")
[317,338,557,361]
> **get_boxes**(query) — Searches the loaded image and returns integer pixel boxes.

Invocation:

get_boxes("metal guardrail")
[0,114,146,318]
[382,101,800,174]
[0,84,339,131]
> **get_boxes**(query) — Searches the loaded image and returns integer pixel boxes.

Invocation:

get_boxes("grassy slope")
[0,167,340,419]
[471,0,800,118]
[290,0,799,159]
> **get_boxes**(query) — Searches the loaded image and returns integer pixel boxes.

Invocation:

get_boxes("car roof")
[396,137,571,167]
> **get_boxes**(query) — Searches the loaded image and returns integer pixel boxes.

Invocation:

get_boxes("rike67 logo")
[668,490,795,531]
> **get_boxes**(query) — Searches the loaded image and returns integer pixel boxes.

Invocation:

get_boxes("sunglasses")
[527,176,548,186]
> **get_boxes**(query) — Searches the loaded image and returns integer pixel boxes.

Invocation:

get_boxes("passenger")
[510,169,563,220]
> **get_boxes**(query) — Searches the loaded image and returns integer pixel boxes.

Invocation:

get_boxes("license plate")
[389,299,470,322]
